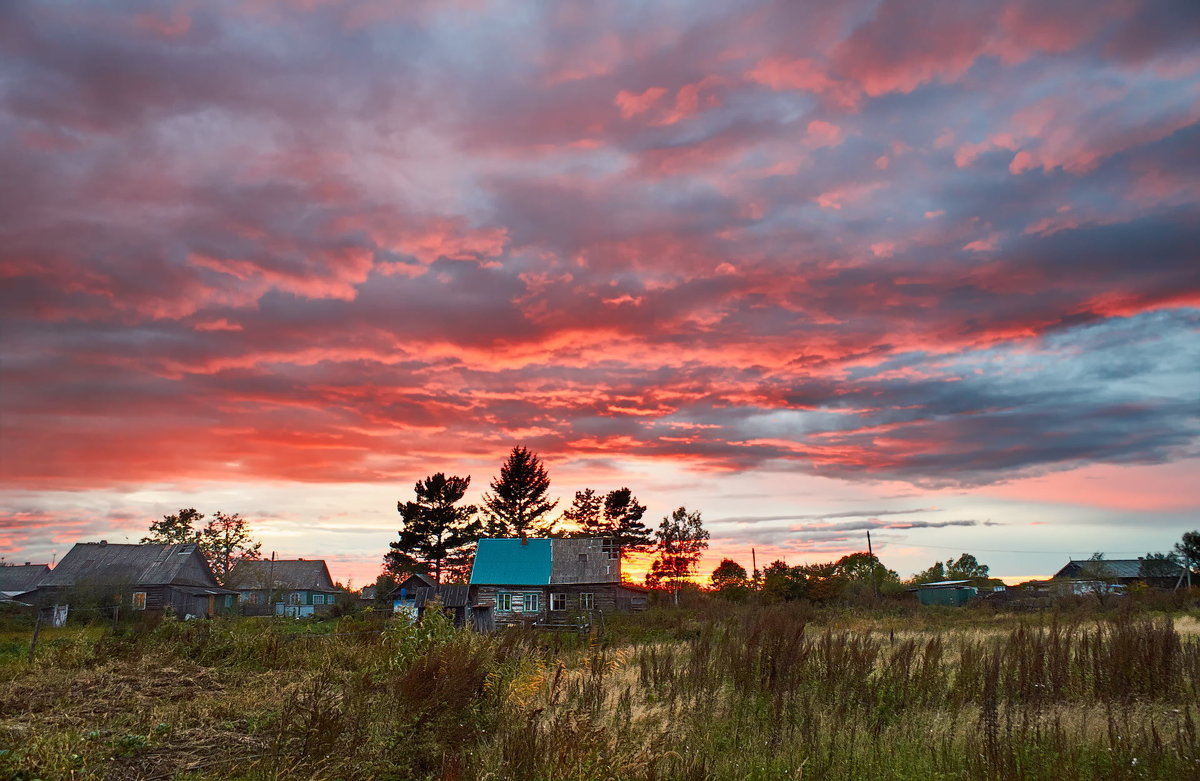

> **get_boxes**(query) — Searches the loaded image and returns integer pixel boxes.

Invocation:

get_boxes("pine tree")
[562,489,604,535]
[482,446,558,537]
[386,473,482,583]
[602,488,652,553]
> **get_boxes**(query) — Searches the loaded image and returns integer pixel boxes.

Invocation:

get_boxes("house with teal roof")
[469,537,648,627]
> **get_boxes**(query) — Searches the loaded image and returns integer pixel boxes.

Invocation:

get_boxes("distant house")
[388,573,437,617]
[24,542,235,617]
[0,563,51,602]
[470,537,648,628]
[909,580,978,606]
[1053,558,1186,590]
[227,559,339,617]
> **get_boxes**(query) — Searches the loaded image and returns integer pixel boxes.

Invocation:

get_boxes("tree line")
[382,446,710,593]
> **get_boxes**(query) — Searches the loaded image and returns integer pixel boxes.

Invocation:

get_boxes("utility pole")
[268,551,276,616]
[867,531,879,598]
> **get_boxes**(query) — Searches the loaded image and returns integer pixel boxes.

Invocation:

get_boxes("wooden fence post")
[28,607,43,664]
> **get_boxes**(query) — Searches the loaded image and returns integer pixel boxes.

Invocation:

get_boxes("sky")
[2,0,1199,587]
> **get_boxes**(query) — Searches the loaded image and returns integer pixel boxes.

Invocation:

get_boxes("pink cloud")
[615,86,668,119]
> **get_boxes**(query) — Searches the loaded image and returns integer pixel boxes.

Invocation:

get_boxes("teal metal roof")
[470,538,552,585]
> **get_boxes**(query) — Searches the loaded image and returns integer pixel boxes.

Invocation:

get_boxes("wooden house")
[469,538,648,628]
[1052,558,1186,590]
[0,563,50,602]
[25,542,235,617]
[227,559,340,617]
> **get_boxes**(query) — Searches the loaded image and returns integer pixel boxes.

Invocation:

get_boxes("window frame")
[524,592,540,613]
[496,592,513,612]
[550,592,567,611]
[132,591,147,611]
[580,593,595,611]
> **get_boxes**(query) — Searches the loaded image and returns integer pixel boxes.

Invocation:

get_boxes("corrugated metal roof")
[226,559,337,591]
[912,579,973,589]
[414,584,472,608]
[470,538,552,585]
[0,564,50,593]
[38,543,216,587]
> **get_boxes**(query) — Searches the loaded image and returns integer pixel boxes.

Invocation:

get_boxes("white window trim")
[581,593,595,610]
[525,593,540,612]
[497,592,513,612]
[132,591,147,610]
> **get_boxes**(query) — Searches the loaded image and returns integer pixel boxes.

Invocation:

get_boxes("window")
[288,592,303,605]
[550,593,567,611]
[132,592,147,610]
[577,553,588,562]
[580,593,595,610]
[242,591,260,605]
[497,592,513,611]
[524,592,540,612]
[312,594,324,605]
[602,538,620,560]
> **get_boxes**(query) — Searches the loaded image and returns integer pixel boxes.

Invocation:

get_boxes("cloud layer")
[2,0,1199,575]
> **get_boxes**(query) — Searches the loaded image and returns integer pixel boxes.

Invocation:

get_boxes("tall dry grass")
[0,604,1197,779]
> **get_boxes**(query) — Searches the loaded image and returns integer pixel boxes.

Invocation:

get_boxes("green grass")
[0,602,1198,779]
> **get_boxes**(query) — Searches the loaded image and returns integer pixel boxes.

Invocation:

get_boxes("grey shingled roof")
[38,543,215,587]
[226,559,337,591]
[0,564,51,593]
[1055,559,1185,579]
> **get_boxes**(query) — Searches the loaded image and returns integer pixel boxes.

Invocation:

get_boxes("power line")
[879,542,1167,556]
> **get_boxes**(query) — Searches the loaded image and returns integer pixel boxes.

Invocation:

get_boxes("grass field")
[1,600,1198,780]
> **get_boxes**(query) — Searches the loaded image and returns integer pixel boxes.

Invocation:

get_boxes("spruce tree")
[482,446,558,537]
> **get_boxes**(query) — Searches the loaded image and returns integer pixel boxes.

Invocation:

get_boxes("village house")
[226,558,340,617]
[0,562,51,602]
[23,541,235,617]
[388,572,437,617]
[1052,558,1188,590]
[469,537,648,628]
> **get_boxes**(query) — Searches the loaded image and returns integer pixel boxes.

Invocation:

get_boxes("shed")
[388,572,438,617]
[910,580,978,607]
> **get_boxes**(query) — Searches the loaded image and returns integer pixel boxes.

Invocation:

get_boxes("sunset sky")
[2,0,1198,587]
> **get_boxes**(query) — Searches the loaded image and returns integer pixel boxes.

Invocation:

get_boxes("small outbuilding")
[910,579,978,606]
[389,572,438,617]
